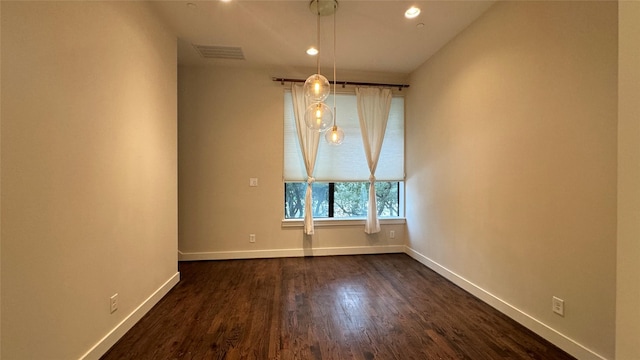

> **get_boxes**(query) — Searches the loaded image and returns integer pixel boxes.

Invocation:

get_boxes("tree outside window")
[284,182,399,219]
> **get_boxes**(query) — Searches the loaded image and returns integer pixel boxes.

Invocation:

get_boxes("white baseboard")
[178,245,405,261]
[80,272,181,360]
[404,246,607,360]
[82,247,604,360]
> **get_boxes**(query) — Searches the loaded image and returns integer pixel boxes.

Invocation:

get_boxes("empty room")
[1,1,638,359]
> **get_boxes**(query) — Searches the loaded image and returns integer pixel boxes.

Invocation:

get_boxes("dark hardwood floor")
[101,254,575,360]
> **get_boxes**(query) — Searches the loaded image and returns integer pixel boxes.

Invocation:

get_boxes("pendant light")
[304,102,333,132]
[303,7,330,102]
[325,1,344,145]
[303,0,337,132]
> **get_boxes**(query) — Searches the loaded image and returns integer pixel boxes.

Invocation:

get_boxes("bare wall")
[1,2,178,358]
[405,1,617,359]
[616,1,640,358]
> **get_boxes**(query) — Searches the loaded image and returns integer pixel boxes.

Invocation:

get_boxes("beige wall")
[406,1,617,359]
[0,1,3,355]
[178,65,405,258]
[1,2,178,359]
[616,1,640,359]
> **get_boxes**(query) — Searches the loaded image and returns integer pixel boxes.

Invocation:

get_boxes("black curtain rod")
[272,77,410,91]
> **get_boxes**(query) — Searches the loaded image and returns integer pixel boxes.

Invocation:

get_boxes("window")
[283,90,405,220]
[284,181,401,219]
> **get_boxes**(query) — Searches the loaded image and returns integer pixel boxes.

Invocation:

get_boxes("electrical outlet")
[389,230,396,239]
[249,178,258,187]
[110,293,119,314]
[249,234,256,243]
[552,296,564,317]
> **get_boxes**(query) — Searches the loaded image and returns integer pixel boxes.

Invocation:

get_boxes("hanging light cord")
[332,1,337,127]
[316,6,321,76]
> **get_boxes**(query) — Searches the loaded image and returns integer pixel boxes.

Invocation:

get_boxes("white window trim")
[282,217,406,228]
[282,180,406,222]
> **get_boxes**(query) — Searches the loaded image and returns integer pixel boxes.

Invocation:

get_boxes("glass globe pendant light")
[304,1,337,132]
[325,122,344,145]
[303,2,331,103]
[325,1,344,145]
[305,102,333,132]
[304,74,330,103]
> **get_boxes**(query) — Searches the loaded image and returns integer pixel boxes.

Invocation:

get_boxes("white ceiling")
[151,0,495,76]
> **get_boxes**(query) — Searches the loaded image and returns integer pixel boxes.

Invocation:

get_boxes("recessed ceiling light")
[405,6,421,19]
[306,47,319,56]
[416,23,425,29]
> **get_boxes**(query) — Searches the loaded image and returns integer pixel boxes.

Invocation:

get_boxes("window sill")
[281,217,406,228]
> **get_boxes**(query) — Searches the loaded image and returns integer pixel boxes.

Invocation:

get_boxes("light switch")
[249,178,258,187]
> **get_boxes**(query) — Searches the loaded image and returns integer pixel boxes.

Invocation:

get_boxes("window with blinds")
[284,91,405,182]
[283,91,405,219]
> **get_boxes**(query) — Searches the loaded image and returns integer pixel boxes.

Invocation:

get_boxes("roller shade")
[284,91,404,182]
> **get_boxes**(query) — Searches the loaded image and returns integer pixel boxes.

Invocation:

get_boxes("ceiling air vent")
[193,44,245,60]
